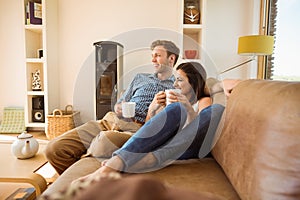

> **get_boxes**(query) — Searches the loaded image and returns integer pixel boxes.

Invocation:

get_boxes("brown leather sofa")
[41,79,300,200]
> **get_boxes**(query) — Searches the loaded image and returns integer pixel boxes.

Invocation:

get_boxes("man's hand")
[114,102,123,117]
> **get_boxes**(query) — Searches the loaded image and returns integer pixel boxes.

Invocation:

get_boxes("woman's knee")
[165,102,187,119]
[211,104,225,114]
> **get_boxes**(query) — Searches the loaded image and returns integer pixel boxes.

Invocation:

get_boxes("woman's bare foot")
[72,165,118,185]
[104,156,124,172]
[97,165,117,173]
[72,156,124,185]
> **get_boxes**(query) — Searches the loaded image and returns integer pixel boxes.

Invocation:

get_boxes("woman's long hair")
[176,62,209,102]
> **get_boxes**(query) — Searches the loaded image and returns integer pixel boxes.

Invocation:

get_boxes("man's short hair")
[151,40,180,65]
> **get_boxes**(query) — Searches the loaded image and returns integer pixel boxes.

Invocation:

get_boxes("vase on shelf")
[32,69,42,91]
[184,1,200,24]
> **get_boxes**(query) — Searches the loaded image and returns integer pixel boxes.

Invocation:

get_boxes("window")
[272,0,300,81]
[262,0,300,81]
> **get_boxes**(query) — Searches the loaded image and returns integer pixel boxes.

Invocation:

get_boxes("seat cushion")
[43,157,239,200]
[142,158,240,200]
[70,174,225,200]
[43,157,104,196]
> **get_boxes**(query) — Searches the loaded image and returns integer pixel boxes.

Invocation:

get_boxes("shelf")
[23,0,59,131]
[26,122,46,128]
[25,25,43,33]
[26,58,44,63]
[181,0,204,60]
[182,58,201,62]
[183,24,203,29]
[27,91,45,96]
[25,28,43,58]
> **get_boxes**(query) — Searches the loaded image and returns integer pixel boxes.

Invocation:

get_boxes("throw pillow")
[86,130,134,158]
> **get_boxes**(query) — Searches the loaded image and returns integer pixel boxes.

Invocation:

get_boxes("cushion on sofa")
[75,174,227,200]
[206,77,226,106]
[141,158,240,200]
[212,80,300,200]
[41,171,225,200]
[42,157,240,200]
[86,130,134,158]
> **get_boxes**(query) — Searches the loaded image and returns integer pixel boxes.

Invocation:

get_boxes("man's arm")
[113,75,139,117]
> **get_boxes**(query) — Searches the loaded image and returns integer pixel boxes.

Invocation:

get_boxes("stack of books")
[25,1,42,25]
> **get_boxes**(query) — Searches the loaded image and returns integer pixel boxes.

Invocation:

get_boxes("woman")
[77,62,225,178]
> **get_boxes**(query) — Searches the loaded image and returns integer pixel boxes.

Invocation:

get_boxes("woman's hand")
[153,91,167,105]
[146,91,166,121]
[167,90,190,107]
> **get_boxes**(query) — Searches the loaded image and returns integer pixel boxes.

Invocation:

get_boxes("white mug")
[122,102,136,118]
[165,89,181,105]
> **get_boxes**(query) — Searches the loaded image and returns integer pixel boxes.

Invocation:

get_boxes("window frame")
[258,0,277,79]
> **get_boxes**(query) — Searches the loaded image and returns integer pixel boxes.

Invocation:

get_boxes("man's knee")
[45,128,82,156]
[45,136,65,162]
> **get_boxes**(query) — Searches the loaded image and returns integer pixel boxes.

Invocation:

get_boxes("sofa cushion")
[42,157,104,196]
[206,77,226,106]
[42,157,240,200]
[73,174,223,200]
[212,80,300,200]
[139,158,240,200]
[41,172,224,200]
[86,130,134,158]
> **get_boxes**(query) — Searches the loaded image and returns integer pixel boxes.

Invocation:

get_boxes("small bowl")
[185,50,198,59]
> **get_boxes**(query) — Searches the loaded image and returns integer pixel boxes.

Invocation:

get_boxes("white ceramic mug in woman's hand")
[165,89,181,105]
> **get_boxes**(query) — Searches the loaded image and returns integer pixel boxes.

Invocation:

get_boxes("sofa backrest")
[212,79,300,200]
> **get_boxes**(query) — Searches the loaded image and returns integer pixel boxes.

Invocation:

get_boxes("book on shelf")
[26,1,42,25]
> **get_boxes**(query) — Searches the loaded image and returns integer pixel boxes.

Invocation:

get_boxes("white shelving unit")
[22,0,59,132]
[181,0,206,61]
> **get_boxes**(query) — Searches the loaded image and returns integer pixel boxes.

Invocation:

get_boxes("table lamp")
[220,35,274,74]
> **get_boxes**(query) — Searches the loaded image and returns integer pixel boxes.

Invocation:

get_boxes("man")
[45,40,180,174]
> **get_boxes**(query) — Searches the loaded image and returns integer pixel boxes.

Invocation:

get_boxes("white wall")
[58,0,181,122]
[205,0,259,79]
[0,0,260,122]
[0,0,26,120]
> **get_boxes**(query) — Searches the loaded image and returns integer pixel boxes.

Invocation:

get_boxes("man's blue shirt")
[117,73,175,123]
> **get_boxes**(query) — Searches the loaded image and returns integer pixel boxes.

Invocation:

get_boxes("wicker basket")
[47,105,81,140]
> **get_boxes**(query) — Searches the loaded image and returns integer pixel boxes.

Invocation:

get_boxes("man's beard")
[156,64,172,73]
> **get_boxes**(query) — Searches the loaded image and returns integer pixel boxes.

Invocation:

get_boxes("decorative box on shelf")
[184,0,200,24]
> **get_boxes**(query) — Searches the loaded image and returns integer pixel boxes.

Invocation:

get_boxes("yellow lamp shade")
[238,35,274,56]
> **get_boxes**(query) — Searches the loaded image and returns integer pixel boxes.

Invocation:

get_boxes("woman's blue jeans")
[113,102,225,172]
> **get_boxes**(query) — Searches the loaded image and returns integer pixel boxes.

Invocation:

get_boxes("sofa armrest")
[212,79,300,200]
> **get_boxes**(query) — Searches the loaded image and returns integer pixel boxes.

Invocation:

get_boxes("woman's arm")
[197,97,212,113]
[183,97,212,125]
[145,91,166,121]
[171,91,212,125]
